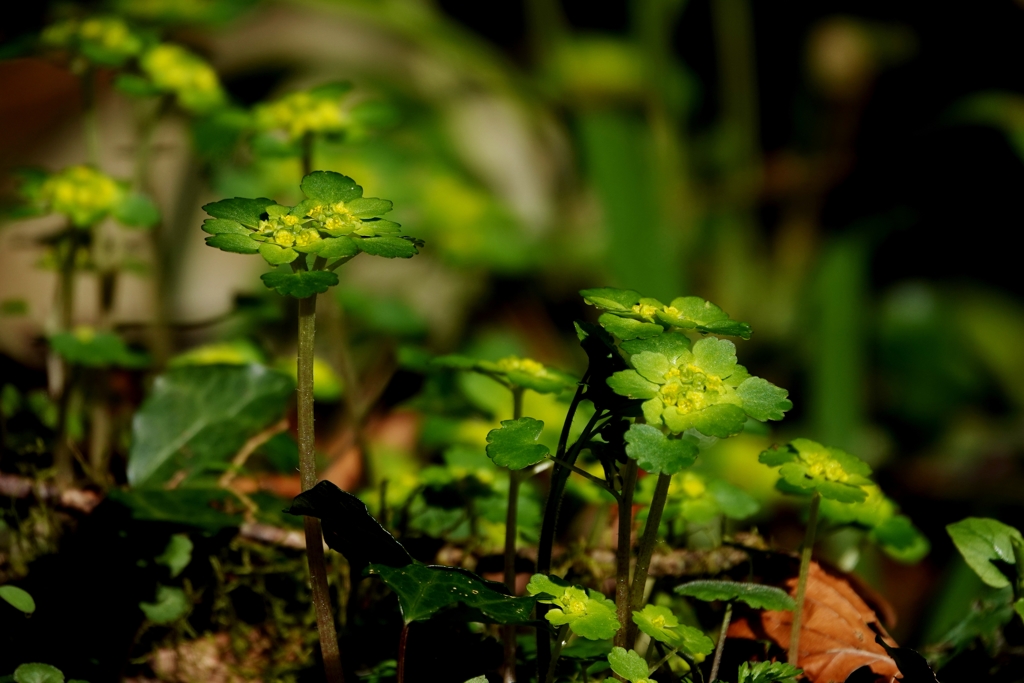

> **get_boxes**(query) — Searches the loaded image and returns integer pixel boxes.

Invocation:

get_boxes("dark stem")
[535,376,588,676]
[613,458,638,650]
[709,601,733,682]
[397,622,410,683]
[52,230,80,486]
[82,66,101,168]
[788,491,821,666]
[298,294,344,683]
[544,624,570,683]
[503,386,525,683]
[627,471,672,645]
[301,132,315,177]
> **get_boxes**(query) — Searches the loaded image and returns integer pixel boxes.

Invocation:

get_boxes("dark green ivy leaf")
[369,563,536,624]
[260,270,339,298]
[675,580,796,611]
[485,417,550,470]
[285,480,412,574]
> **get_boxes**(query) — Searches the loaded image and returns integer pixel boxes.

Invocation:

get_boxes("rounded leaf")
[736,377,792,422]
[0,585,36,613]
[485,417,550,470]
[258,243,299,265]
[624,424,698,475]
[581,287,642,312]
[13,664,64,683]
[607,647,650,683]
[300,170,362,202]
[607,370,660,400]
[201,197,276,227]
[356,235,420,258]
[947,517,1024,588]
[260,270,339,298]
[205,233,260,254]
[675,580,796,611]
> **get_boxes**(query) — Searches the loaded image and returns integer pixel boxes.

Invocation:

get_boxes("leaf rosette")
[607,334,790,437]
[631,604,713,658]
[581,287,752,340]
[759,438,872,503]
[202,171,421,296]
[527,574,621,640]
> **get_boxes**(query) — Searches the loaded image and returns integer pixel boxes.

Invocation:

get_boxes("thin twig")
[709,601,733,682]
[788,491,820,666]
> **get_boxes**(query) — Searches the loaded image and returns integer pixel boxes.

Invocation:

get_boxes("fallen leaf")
[728,561,900,683]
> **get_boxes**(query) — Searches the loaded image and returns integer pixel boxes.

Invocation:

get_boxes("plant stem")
[82,67,101,168]
[397,622,410,683]
[302,132,314,177]
[297,293,344,683]
[52,229,80,486]
[614,458,638,650]
[544,624,570,683]
[788,491,821,667]
[627,471,672,645]
[503,387,525,683]
[709,601,733,682]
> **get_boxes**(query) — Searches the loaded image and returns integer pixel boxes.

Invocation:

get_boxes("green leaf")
[630,351,671,383]
[691,337,738,379]
[369,563,536,624]
[580,287,642,312]
[0,585,35,613]
[201,219,249,235]
[127,364,294,487]
[947,517,1024,588]
[258,243,299,265]
[737,661,803,683]
[675,580,796,611]
[346,197,393,217]
[300,171,362,202]
[736,377,792,422]
[607,648,649,683]
[624,424,698,475]
[49,330,149,369]
[115,73,161,97]
[13,664,63,683]
[202,197,276,227]
[607,370,660,400]
[155,534,193,578]
[317,236,359,259]
[761,439,872,503]
[356,235,420,258]
[598,313,663,340]
[665,403,746,438]
[658,296,753,339]
[485,417,550,470]
[139,585,189,624]
[205,233,260,254]
[708,479,760,520]
[621,333,690,357]
[107,488,242,530]
[285,481,412,574]
[631,605,713,657]
[260,270,339,298]
[872,515,930,564]
[115,192,160,228]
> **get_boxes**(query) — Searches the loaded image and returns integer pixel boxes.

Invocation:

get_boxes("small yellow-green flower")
[527,574,620,640]
[254,88,349,141]
[759,438,873,503]
[140,44,225,113]
[38,166,122,227]
[41,16,144,67]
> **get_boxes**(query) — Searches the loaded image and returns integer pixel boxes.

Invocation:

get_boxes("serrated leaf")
[658,296,753,339]
[260,270,339,298]
[201,219,249,235]
[358,218,402,234]
[621,332,691,357]
[0,585,35,613]
[580,287,642,312]
[369,563,535,624]
[632,604,713,657]
[115,192,160,228]
[947,517,1024,588]
[598,313,663,340]
[607,370,660,400]
[356,235,419,258]
[317,236,359,259]
[737,661,803,683]
[664,403,746,438]
[202,197,276,227]
[139,585,188,624]
[155,534,193,578]
[624,424,698,475]
[128,364,294,487]
[285,480,412,574]
[607,648,649,682]
[206,233,260,254]
[691,336,738,378]
[300,170,362,202]
[13,664,63,683]
[258,243,299,265]
[675,580,796,611]
[485,417,549,470]
[736,377,792,421]
[346,197,393,217]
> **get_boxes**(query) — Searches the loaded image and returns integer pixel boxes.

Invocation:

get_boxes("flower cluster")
[37,166,122,227]
[581,287,753,340]
[41,16,144,67]
[527,574,620,640]
[431,354,577,394]
[759,438,873,503]
[254,88,350,141]
[140,44,225,113]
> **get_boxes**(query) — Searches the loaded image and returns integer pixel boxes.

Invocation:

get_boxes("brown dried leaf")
[728,561,900,683]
